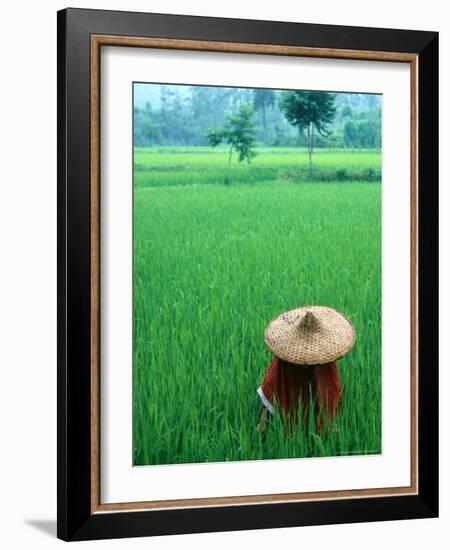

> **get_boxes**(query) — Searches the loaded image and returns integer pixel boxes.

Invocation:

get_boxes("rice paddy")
[133,147,381,466]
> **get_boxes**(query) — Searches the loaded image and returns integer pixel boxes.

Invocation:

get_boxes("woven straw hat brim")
[264,305,356,365]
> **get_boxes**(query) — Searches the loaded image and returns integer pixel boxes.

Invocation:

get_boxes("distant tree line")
[133,85,381,149]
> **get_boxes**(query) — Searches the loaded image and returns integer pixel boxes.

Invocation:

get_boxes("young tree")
[280,91,336,173]
[253,89,275,140]
[206,105,257,184]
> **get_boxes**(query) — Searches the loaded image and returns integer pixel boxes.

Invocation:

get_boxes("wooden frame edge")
[94,486,417,513]
[89,34,420,515]
[410,55,419,496]
[91,34,101,513]
[92,34,417,62]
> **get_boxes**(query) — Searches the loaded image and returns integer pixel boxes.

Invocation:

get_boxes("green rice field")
[133,147,381,466]
[134,146,381,187]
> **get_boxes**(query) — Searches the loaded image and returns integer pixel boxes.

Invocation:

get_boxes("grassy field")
[134,146,381,187]
[133,147,381,466]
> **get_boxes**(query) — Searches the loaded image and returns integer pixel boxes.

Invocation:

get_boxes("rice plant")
[133,148,381,466]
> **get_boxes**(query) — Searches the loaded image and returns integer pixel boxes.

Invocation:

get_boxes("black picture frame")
[57,7,438,541]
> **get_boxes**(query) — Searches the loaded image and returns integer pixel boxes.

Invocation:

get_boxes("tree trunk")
[308,122,313,176]
[226,146,233,184]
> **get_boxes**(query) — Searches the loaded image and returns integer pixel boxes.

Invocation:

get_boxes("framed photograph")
[57,8,438,541]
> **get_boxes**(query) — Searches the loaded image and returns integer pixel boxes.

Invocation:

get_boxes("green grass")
[133,147,381,466]
[134,146,381,187]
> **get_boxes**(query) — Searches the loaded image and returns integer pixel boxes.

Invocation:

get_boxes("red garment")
[257,357,342,429]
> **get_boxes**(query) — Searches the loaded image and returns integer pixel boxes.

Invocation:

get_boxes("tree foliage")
[253,89,276,137]
[133,84,380,149]
[206,105,257,183]
[344,119,381,148]
[280,91,336,170]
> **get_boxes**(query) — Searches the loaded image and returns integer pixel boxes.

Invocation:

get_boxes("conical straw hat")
[264,305,356,365]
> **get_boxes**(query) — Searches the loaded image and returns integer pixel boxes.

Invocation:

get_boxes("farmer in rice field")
[257,306,356,433]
